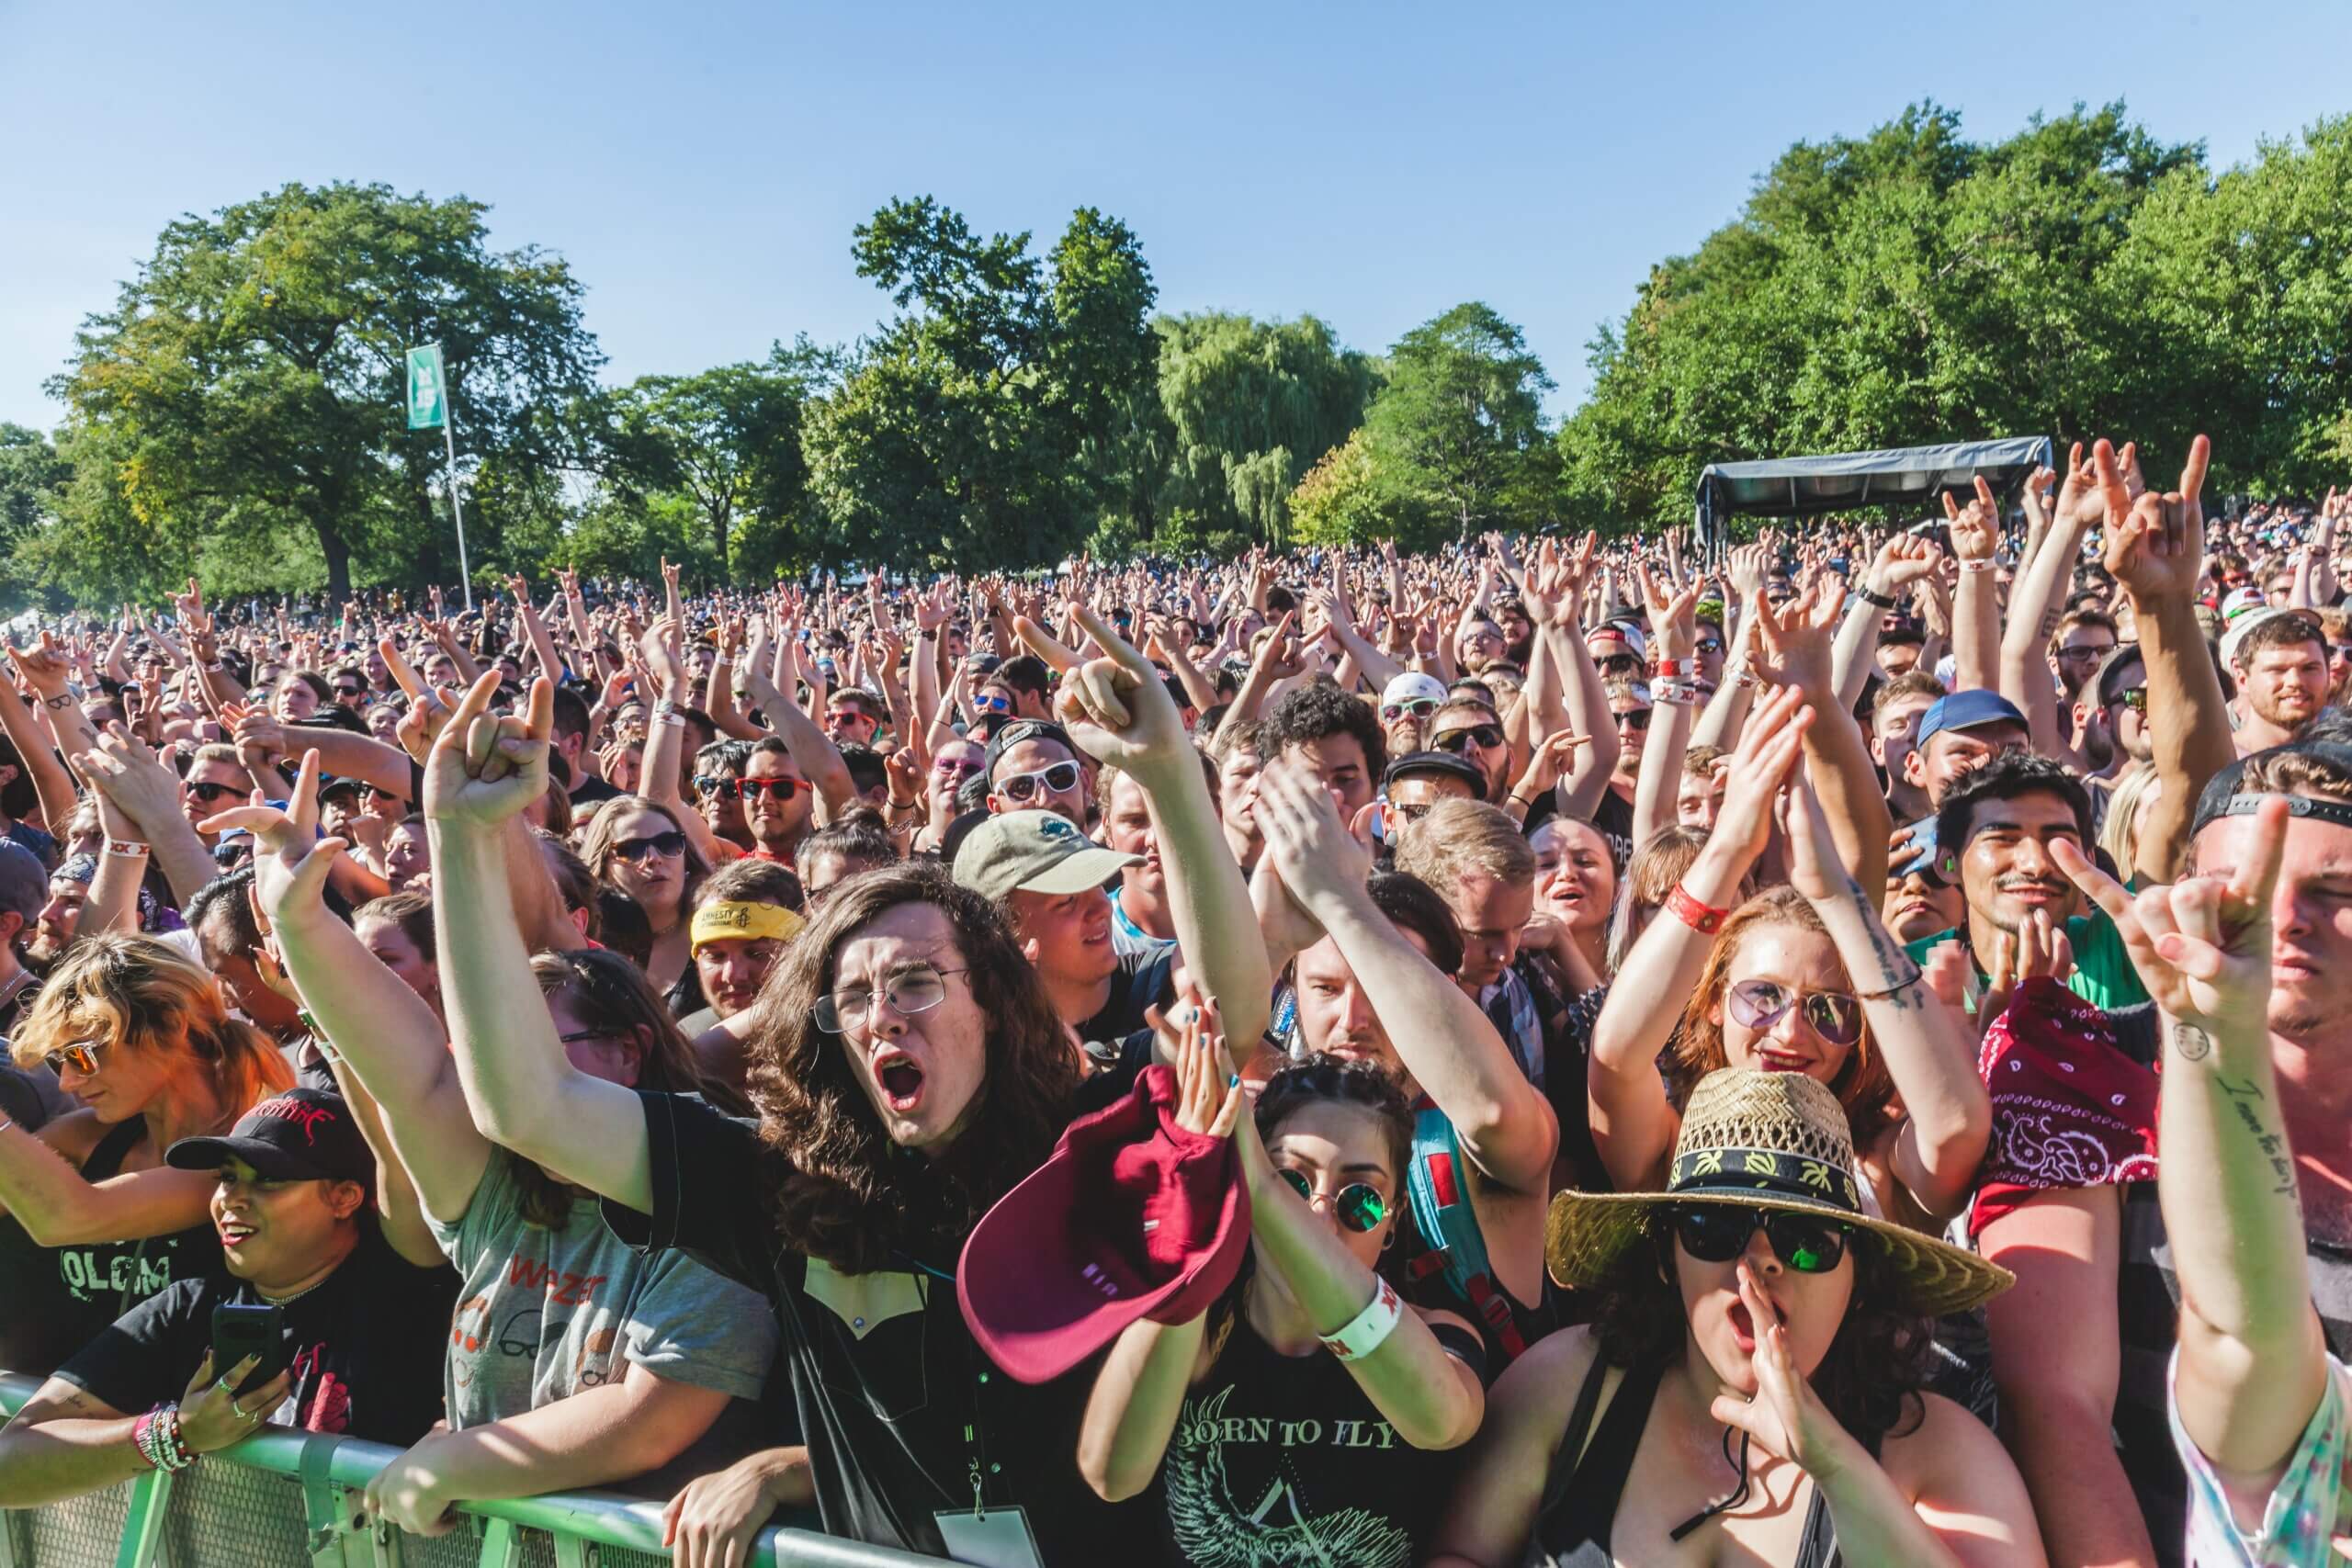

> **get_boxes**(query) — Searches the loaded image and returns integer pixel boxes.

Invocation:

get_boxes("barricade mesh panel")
[9,1480,130,1568]
[159,1458,311,1566]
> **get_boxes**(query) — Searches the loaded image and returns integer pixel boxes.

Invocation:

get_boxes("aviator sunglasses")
[1725,978,1863,1047]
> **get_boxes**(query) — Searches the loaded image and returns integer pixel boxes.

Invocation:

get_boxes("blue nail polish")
[1227,1073,1240,1088]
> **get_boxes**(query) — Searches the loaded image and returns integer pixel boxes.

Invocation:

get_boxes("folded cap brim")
[1014,846,1142,897]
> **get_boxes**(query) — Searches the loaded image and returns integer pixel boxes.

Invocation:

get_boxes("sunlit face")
[825,698,879,746]
[1532,818,1614,935]
[988,738,1086,828]
[1876,640,1923,679]
[1427,713,1505,802]
[743,750,813,849]
[2052,626,2118,698]
[1456,621,1506,671]
[1446,870,1532,992]
[1217,745,1263,838]
[1006,885,1117,995]
[1712,923,1855,1084]
[828,901,988,1153]
[1882,868,1964,944]
[366,705,401,743]
[211,1157,363,1287]
[1673,1213,1854,1397]
[1293,922,1438,1083]
[695,931,787,1020]
[385,823,432,893]
[1907,722,2028,806]
[48,1026,179,1124]
[1676,765,1727,831]
[1609,697,1651,778]
[29,875,87,963]
[1387,771,1474,828]
[1103,773,1161,904]
[182,758,250,840]
[603,807,686,916]
[2192,811,2352,1044]
[1281,735,1373,820]
[355,915,439,1014]
[930,741,984,815]
[2240,642,2328,732]
[1264,1100,1400,1276]
[1870,692,1937,794]
[1945,791,2085,935]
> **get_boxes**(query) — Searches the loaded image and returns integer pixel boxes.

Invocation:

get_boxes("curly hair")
[743,860,1080,1273]
[1667,886,1895,1151]
[1261,682,1386,784]
[1588,1211,1932,1447]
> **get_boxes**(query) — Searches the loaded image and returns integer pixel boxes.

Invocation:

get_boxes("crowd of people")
[0,446,2346,1566]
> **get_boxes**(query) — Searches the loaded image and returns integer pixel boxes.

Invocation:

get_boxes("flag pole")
[441,384,473,612]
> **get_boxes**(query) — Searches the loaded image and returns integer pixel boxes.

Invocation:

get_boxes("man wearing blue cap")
[1903,689,2030,809]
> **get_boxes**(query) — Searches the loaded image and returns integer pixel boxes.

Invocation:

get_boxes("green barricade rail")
[0,1373,941,1568]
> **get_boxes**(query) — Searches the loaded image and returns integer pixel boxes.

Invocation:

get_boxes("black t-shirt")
[601,1090,1146,1562]
[55,1222,456,1443]
[0,1119,223,1377]
[570,773,625,808]
[1589,787,1635,873]
[1078,947,1179,1051]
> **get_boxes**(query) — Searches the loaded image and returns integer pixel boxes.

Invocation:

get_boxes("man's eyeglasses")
[693,775,744,800]
[43,1040,102,1077]
[828,707,876,728]
[1668,1203,1851,1275]
[997,761,1082,802]
[334,684,367,701]
[814,965,969,1033]
[1381,698,1437,722]
[1726,977,1862,1046]
[1695,638,1725,655]
[737,777,807,803]
[1599,653,1642,677]
[611,830,688,863]
[972,694,1013,716]
[2116,687,2149,712]
[361,784,403,807]
[933,757,984,779]
[1612,708,1653,733]
[2055,645,2112,665]
[1277,1168,1388,1233]
[184,781,242,805]
[1433,724,1504,754]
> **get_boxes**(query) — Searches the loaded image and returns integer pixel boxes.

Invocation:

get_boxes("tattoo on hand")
[2172,1023,2214,1062]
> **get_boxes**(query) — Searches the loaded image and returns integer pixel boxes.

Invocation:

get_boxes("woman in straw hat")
[1426,1067,2041,1566]
[1588,686,1991,1231]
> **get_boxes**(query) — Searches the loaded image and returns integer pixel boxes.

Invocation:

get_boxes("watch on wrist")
[1856,584,1898,610]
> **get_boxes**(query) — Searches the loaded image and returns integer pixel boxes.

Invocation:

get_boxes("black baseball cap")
[984,718,1078,780]
[166,1088,373,1184]
[1382,750,1486,794]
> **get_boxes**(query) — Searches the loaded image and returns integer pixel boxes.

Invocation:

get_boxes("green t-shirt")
[1905,906,2150,1012]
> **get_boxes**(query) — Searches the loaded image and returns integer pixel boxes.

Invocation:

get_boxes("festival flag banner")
[406,344,447,431]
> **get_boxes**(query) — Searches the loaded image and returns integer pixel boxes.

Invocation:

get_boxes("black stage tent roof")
[1693,436,2053,549]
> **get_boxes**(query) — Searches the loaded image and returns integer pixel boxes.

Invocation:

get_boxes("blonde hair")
[2098,762,2160,879]
[11,932,292,1118]
[1392,799,1535,887]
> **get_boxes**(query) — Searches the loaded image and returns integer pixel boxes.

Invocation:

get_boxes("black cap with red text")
[165,1088,372,1184]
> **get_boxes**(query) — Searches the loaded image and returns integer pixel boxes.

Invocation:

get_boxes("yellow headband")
[690,900,805,954]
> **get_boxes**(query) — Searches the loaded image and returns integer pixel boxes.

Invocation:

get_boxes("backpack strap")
[1404,1105,1529,1361]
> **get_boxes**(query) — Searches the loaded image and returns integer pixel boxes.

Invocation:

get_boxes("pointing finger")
[2178,433,2211,504]
[1012,615,1082,674]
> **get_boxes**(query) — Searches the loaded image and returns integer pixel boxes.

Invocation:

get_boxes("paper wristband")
[1319,1277,1404,1361]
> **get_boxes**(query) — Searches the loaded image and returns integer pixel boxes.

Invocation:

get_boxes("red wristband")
[1666,883,1729,936]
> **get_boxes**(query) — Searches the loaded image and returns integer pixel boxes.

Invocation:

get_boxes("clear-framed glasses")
[814,966,970,1034]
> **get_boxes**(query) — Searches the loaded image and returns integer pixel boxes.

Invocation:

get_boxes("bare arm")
[430,677,654,1214]
[0,667,81,836]
[0,1118,217,1244]
[741,649,854,826]
[1946,480,2002,694]
[1979,1188,2157,1568]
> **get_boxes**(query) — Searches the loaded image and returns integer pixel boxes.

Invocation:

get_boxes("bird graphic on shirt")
[1162,1385,1409,1568]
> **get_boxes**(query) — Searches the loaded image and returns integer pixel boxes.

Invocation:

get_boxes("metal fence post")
[111,1469,173,1568]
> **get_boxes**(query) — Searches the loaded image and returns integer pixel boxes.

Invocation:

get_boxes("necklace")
[257,1273,332,1307]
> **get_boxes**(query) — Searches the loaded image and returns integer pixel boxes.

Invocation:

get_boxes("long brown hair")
[11,932,292,1124]
[744,860,1080,1273]
[578,795,708,919]
[1668,887,1895,1149]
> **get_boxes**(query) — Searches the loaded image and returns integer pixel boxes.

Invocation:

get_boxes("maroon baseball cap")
[958,1063,1250,1384]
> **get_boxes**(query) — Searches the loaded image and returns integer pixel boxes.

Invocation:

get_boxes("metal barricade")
[0,1374,940,1568]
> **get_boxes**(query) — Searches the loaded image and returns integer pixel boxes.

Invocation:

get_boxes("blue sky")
[3,0,2346,433]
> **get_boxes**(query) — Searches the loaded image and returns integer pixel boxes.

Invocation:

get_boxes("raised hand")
[1708,1261,1860,1479]
[1943,476,2000,563]
[424,673,552,831]
[74,725,190,838]
[2097,434,2210,606]
[1712,684,1813,865]
[1867,534,1940,598]
[1014,603,1191,781]
[1749,578,1842,695]
[202,750,342,924]
[1250,757,1375,920]
[1779,771,1850,906]
[1153,991,1243,1139]
[1636,561,1700,661]
[2052,793,2283,1033]
[7,630,74,698]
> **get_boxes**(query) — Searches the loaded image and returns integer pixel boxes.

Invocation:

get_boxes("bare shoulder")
[1488,1322,1602,1427]
[33,1109,111,1165]
[1880,1392,2017,1489]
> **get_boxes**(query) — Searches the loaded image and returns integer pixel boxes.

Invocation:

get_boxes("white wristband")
[106,839,151,858]
[1318,1277,1405,1362]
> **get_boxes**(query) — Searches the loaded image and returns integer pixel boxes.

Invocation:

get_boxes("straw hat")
[1545,1069,2012,1317]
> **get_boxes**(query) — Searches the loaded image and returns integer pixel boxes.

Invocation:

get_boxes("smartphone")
[211,1302,288,1400]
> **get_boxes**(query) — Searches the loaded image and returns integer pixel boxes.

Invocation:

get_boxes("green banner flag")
[405,343,447,431]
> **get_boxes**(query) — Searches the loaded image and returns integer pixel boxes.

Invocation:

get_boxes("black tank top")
[0,1118,224,1375]
[1152,1307,1474,1568]
[1522,1356,1847,1568]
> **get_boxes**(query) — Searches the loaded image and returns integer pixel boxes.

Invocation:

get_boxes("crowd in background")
[0,442,2346,1566]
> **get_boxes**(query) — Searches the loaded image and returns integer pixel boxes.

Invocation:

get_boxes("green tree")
[1363,301,1554,542]
[0,424,72,610]
[1148,312,1377,549]
[46,181,605,600]
[1288,430,1403,547]
[803,197,1159,571]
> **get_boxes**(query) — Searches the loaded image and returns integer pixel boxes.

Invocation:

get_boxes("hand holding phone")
[210,1302,288,1400]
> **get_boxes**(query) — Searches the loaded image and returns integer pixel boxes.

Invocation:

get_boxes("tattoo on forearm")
[2215,1075,2299,1199]
[2171,1023,2213,1062]
[1840,869,1914,1010]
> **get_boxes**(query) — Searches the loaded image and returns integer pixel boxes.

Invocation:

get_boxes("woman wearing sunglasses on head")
[1428,1068,2038,1567]
[579,795,708,998]
[1079,1012,1485,1566]
[1588,687,1991,1233]
[0,934,294,1374]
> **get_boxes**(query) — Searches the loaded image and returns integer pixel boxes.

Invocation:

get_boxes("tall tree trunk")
[314,516,353,602]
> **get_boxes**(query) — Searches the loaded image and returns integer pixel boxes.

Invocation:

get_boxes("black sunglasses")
[737,776,806,802]
[612,829,687,862]
[1670,1203,1851,1274]
[1599,653,1642,677]
[1278,1168,1387,1233]
[1433,724,1504,754]
[1613,707,1653,732]
[184,780,243,805]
